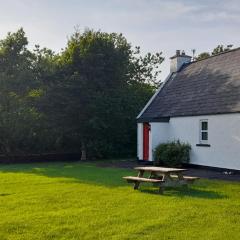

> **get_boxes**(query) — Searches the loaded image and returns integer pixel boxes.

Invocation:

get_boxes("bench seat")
[123,176,165,183]
[171,175,200,182]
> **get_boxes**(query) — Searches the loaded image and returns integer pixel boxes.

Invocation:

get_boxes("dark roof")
[138,48,240,122]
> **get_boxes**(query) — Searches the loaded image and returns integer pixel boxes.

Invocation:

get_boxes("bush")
[154,140,191,167]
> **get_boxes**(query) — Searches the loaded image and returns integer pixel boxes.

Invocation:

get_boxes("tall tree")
[0,28,164,159]
[46,29,163,159]
[0,29,43,154]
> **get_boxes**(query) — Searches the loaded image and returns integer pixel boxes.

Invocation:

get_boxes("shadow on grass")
[0,193,12,197]
[139,187,226,199]
[0,162,132,187]
[0,162,226,199]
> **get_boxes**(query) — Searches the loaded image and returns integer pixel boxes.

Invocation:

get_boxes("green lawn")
[0,162,240,240]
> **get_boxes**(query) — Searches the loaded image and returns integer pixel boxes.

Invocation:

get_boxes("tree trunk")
[81,141,87,161]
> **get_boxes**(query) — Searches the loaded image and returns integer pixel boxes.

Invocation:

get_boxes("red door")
[143,123,150,160]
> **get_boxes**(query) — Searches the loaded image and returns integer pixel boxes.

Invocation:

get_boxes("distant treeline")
[0,28,163,159]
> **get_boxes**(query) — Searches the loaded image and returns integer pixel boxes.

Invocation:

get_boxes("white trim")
[199,119,208,144]
[136,73,174,119]
[149,124,153,161]
[137,123,143,160]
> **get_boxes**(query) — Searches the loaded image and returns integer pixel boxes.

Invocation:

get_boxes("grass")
[0,161,240,240]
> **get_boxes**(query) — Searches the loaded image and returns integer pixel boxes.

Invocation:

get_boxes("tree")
[46,29,163,159]
[195,52,210,61]
[196,44,234,61]
[211,44,233,55]
[0,28,164,159]
[0,29,42,154]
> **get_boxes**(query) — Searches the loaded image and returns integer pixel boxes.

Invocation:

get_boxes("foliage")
[0,28,45,154]
[0,28,163,158]
[0,162,240,240]
[129,46,164,87]
[196,52,210,61]
[43,29,161,158]
[196,44,234,61]
[211,44,233,55]
[154,140,191,167]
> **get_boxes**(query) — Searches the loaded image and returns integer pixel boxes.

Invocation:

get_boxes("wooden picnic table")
[123,166,199,194]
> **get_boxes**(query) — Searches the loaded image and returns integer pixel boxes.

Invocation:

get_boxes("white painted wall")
[168,114,240,170]
[150,122,170,161]
[137,113,240,170]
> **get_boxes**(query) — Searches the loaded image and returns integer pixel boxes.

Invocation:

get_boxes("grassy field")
[0,161,240,240]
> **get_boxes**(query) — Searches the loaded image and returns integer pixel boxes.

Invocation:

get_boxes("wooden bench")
[123,176,165,183]
[171,175,200,183]
[123,167,200,194]
[123,176,165,191]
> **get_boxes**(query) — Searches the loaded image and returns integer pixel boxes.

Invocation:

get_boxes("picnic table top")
[134,166,187,173]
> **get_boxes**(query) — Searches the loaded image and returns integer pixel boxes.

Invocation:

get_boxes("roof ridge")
[138,47,240,121]
[192,47,240,64]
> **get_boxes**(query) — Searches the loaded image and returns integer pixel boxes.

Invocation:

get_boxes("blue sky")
[0,0,240,79]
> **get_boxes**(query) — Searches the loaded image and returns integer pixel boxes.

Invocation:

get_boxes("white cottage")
[137,49,240,170]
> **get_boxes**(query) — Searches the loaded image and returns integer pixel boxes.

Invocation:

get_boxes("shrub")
[154,140,191,167]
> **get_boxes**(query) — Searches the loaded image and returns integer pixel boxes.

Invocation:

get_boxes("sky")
[0,0,240,79]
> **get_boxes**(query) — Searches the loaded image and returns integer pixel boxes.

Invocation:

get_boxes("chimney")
[170,50,191,73]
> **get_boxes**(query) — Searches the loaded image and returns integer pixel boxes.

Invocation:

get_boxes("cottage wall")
[137,113,240,170]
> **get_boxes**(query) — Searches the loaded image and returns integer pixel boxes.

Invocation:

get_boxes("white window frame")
[199,119,208,144]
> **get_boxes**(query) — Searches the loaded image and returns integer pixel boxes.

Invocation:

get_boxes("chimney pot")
[170,50,191,73]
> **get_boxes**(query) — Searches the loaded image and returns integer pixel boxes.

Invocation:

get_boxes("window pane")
[201,121,208,130]
[201,132,208,140]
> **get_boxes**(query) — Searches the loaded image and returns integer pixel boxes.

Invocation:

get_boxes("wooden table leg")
[158,186,164,194]
[158,173,169,194]
[175,172,188,187]
[176,172,184,180]
[134,170,144,190]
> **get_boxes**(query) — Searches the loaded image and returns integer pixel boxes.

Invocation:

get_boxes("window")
[199,120,208,143]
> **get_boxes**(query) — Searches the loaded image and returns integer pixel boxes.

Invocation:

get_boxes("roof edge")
[137,117,170,123]
[193,47,240,64]
[136,73,174,119]
[166,111,240,118]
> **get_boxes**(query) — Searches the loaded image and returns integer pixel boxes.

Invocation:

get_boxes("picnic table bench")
[123,166,199,194]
